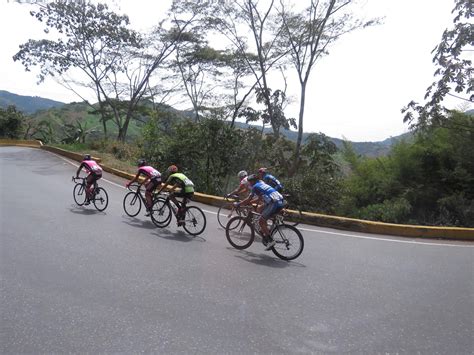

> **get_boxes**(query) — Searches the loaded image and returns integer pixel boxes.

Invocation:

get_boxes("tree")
[13,1,141,138]
[340,111,473,226]
[278,0,377,175]
[0,106,25,139]
[173,31,225,121]
[402,0,473,131]
[104,5,208,141]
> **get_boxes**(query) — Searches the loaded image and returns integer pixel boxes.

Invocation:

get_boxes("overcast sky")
[0,0,469,141]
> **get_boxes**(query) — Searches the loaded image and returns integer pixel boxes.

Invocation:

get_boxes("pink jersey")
[138,166,161,180]
[83,160,102,174]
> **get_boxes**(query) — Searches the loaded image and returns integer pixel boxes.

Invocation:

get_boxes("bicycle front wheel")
[73,183,86,206]
[151,198,172,228]
[225,216,254,250]
[93,187,109,211]
[183,206,206,236]
[123,191,142,217]
[270,224,304,261]
[217,202,238,228]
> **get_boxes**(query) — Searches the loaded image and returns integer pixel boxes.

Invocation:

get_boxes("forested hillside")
[0,90,64,114]
[0,90,410,157]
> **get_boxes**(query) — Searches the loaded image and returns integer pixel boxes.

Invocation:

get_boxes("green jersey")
[167,173,195,193]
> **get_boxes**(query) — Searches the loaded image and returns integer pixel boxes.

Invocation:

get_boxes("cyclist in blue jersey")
[258,167,283,192]
[234,174,285,250]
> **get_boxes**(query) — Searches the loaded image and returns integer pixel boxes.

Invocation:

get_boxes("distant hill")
[234,122,412,157]
[2,89,412,156]
[0,90,65,114]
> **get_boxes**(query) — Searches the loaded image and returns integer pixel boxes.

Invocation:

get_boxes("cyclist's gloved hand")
[225,193,230,198]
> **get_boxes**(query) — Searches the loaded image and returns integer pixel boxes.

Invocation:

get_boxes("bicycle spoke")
[226,216,254,249]
[270,224,304,261]
[183,206,206,236]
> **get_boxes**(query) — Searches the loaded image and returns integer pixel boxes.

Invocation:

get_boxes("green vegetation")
[1,100,473,227]
[339,112,473,226]
[2,0,472,227]
[0,106,25,139]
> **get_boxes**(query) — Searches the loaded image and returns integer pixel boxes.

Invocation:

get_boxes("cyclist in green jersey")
[156,165,195,224]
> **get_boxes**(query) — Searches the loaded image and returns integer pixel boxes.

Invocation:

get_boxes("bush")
[0,106,25,139]
[357,198,412,223]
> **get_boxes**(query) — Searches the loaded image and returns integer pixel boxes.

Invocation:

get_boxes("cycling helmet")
[237,170,248,179]
[247,174,259,182]
[167,165,178,173]
[137,159,146,167]
[258,167,267,174]
[83,154,91,161]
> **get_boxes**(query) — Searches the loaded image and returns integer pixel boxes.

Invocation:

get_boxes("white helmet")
[237,170,248,179]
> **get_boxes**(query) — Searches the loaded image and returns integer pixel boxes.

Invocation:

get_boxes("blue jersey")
[262,173,283,192]
[250,180,283,204]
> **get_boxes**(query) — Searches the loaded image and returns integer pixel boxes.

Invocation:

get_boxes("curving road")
[1,146,473,354]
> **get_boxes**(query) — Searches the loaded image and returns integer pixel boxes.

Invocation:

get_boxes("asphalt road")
[1,146,473,354]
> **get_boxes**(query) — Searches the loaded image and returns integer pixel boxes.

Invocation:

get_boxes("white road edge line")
[53,151,473,249]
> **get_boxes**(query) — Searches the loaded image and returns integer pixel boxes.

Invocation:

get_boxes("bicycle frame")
[160,194,183,219]
[127,183,147,205]
[246,210,283,237]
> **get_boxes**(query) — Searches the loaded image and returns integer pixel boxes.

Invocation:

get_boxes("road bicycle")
[225,210,304,261]
[218,193,303,228]
[123,182,160,217]
[72,176,109,211]
[151,193,207,236]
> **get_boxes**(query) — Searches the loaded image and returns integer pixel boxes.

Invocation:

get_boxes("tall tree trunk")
[290,81,307,176]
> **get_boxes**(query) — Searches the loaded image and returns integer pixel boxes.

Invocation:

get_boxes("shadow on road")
[229,248,306,268]
[122,216,157,229]
[153,228,206,243]
[68,206,106,215]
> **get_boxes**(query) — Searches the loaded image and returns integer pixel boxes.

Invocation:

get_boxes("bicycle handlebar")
[127,182,141,191]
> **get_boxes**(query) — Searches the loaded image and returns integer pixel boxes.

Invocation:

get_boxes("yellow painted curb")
[41,145,102,164]
[4,142,473,241]
[299,212,474,241]
[192,194,473,240]
[0,139,43,147]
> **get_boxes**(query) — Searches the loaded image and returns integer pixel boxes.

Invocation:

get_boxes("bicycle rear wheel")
[151,197,172,227]
[182,206,206,236]
[73,183,86,206]
[92,187,109,211]
[123,191,142,217]
[225,216,254,250]
[270,224,304,261]
[282,205,303,227]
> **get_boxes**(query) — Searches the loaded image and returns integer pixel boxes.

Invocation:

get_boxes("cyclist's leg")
[145,179,158,210]
[169,192,180,210]
[177,192,193,220]
[260,201,283,248]
[85,173,95,199]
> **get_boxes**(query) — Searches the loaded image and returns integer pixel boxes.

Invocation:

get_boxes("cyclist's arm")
[228,184,245,197]
[156,178,174,194]
[75,162,86,177]
[238,192,255,207]
[126,172,142,187]
[167,182,180,193]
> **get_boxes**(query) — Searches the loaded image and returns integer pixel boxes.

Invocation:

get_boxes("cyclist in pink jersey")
[75,154,103,205]
[126,159,162,216]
